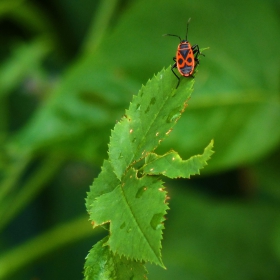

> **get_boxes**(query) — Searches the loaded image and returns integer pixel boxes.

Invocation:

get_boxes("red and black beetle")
[164,18,204,88]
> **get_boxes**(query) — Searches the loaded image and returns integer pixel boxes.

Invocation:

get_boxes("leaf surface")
[84,237,147,280]
[109,67,194,179]
[86,160,119,212]
[88,168,168,266]
[143,140,214,178]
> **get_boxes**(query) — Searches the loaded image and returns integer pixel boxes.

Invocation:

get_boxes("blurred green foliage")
[0,0,279,279]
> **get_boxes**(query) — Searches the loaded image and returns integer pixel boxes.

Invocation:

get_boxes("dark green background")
[0,0,280,279]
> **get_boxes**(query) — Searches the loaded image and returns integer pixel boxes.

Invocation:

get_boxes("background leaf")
[147,187,280,280]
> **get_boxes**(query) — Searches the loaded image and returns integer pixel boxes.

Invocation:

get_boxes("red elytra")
[163,18,204,88]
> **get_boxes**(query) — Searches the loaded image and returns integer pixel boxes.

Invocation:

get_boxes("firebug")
[163,18,204,88]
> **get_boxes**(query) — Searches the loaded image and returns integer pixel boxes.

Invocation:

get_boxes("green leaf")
[84,237,147,280]
[85,67,212,271]
[87,168,168,267]
[86,160,119,212]
[163,92,280,173]
[143,140,214,178]
[109,67,194,179]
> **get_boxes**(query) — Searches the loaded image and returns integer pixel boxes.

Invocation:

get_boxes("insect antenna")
[186,18,191,40]
[162,34,182,42]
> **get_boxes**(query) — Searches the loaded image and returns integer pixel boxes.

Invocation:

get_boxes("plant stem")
[0,155,30,204]
[0,153,64,231]
[0,215,102,279]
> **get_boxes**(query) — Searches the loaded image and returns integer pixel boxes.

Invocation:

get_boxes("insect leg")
[171,62,181,88]
[192,44,205,59]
